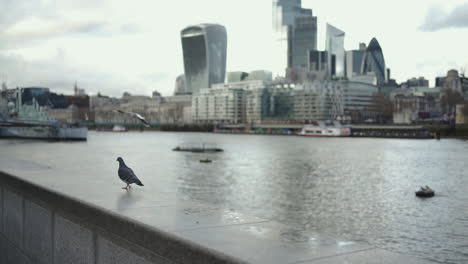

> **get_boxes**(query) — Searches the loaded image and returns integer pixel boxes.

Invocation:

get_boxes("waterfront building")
[181,24,227,94]
[152,91,162,99]
[349,73,378,86]
[361,38,387,86]
[191,77,380,125]
[46,107,75,123]
[159,95,193,124]
[390,87,442,124]
[174,75,188,95]
[345,49,365,79]
[245,89,270,123]
[270,86,295,119]
[245,70,273,82]
[443,69,463,93]
[325,24,345,77]
[192,83,246,124]
[293,80,378,122]
[0,90,8,117]
[341,81,380,122]
[228,71,273,83]
[404,77,429,88]
[227,72,249,83]
[293,81,342,121]
[456,104,467,124]
[435,76,445,88]
[244,81,272,123]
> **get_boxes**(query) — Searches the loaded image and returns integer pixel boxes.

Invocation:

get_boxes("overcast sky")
[0,0,467,97]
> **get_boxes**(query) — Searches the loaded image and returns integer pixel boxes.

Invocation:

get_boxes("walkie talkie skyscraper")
[181,24,227,94]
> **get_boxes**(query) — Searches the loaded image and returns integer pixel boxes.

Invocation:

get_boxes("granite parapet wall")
[0,171,246,264]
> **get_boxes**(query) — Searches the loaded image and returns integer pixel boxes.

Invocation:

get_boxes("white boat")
[96,125,128,132]
[298,121,351,137]
[112,125,127,132]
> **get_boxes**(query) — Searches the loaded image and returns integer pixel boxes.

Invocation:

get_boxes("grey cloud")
[0,21,143,50]
[420,3,468,31]
[0,0,49,28]
[0,53,149,97]
[120,24,142,34]
[141,73,171,83]
[0,0,106,30]
[0,0,119,48]
[0,21,111,50]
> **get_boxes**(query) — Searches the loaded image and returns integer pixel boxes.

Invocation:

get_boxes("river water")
[1,131,468,263]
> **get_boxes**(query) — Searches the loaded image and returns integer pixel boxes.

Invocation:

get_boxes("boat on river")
[173,143,223,153]
[415,186,435,198]
[96,125,128,132]
[298,121,351,137]
[0,88,87,140]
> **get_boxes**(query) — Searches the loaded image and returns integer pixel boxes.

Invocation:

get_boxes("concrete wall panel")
[3,189,23,248]
[97,236,156,264]
[0,186,3,235]
[3,240,33,264]
[54,214,94,264]
[24,200,53,263]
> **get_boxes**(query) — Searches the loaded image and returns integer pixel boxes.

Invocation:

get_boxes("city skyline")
[0,0,467,97]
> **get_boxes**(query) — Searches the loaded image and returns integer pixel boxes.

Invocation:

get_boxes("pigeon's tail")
[136,179,144,186]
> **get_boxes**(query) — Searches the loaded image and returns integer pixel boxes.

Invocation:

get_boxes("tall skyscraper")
[273,0,305,32]
[309,50,332,72]
[325,24,345,77]
[345,49,365,79]
[290,16,317,69]
[361,38,386,86]
[181,24,227,94]
[273,0,317,72]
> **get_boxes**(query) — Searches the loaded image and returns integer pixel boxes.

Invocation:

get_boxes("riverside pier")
[215,124,434,138]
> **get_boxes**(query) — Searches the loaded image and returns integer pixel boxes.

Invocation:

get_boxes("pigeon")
[114,110,150,127]
[116,157,144,190]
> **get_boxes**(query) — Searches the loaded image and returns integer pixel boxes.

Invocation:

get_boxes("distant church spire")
[1,73,7,90]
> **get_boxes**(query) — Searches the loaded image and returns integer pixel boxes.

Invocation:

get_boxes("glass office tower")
[361,38,386,86]
[273,0,317,71]
[181,24,227,94]
[345,50,365,79]
[290,16,317,69]
[325,24,345,77]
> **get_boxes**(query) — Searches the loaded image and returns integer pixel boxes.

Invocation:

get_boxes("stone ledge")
[0,171,248,264]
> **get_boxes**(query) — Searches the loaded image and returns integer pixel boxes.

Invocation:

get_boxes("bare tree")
[440,88,464,114]
[370,92,394,123]
[460,66,466,77]
[462,100,468,116]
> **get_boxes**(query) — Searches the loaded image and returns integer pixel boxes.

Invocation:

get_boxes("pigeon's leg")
[122,184,129,190]
[129,184,132,189]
